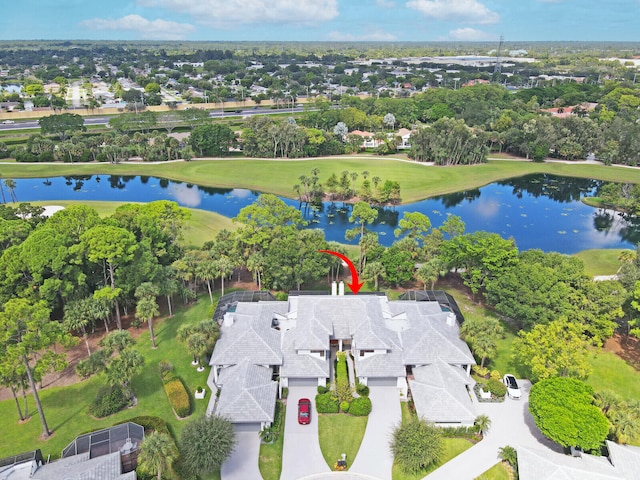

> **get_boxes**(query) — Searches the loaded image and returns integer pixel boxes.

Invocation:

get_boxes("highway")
[0,106,307,132]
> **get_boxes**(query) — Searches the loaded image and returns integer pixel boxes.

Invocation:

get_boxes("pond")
[7,173,640,254]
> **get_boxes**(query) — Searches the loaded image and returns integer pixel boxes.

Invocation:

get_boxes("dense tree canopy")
[529,377,609,451]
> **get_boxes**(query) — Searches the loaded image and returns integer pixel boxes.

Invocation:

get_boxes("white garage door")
[288,378,320,387]
[367,377,397,387]
[234,422,262,432]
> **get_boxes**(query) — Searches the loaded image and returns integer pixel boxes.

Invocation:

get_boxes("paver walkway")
[281,386,331,480]
[221,431,262,480]
[423,380,561,479]
[350,387,401,480]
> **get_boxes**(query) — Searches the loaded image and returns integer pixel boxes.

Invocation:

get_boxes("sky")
[0,0,639,43]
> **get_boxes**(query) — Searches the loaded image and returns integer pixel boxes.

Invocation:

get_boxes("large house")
[207,288,476,431]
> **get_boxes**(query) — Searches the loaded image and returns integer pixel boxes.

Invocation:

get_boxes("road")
[0,106,307,132]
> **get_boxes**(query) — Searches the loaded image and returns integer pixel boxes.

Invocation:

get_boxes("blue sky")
[0,0,638,42]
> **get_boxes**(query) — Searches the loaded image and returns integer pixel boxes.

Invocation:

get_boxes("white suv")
[503,374,521,399]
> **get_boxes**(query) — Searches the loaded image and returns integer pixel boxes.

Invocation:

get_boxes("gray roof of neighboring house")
[355,349,406,378]
[215,358,277,424]
[409,360,475,424]
[209,303,285,367]
[393,302,475,366]
[606,440,640,479]
[31,452,136,480]
[517,445,621,480]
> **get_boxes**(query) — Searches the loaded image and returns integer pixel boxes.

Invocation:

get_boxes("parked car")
[1,120,15,124]
[298,398,311,425]
[503,374,521,399]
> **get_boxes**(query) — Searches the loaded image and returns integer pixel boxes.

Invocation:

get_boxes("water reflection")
[9,174,640,254]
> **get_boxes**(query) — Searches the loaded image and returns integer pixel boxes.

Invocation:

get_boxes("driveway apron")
[349,386,401,480]
[280,386,331,480]
[222,431,262,480]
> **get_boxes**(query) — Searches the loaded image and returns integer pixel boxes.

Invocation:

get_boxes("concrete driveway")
[424,380,562,480]
[350,387,401,480]
[221,431,262,480]
[280,386,331,480]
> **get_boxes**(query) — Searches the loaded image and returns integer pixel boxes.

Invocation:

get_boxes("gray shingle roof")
[281,329,330,378]
[209,304,284,367]
[409,360,475,424]
[517,445,622,480]
[395,303,475,366]
[31,452,136,480]
[215,358,277,423]
[355,350,405,378]
[606,441,640,479]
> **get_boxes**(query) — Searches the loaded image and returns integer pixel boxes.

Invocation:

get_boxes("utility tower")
[493,35,504,76]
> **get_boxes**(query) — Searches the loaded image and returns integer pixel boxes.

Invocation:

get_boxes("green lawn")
[259,402,286,480]
[0,295,220,479]
[391,437,475,480]
[574,249,626,277]
[318,413,368,470]
[475,462,511,480]
[5,158,640,205]
[586,348,640,401]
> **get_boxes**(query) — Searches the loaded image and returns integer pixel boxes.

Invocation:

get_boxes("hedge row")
[164,378,191,418]
[349,396,372,416]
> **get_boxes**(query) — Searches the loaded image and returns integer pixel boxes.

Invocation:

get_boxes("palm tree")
[610,407,640,444]
[138,431,177,480]
[63,299,95,356]
[4,179,17,203]
[135,296,160,349]
[475,414,492,436]
[498,445,518,469]
[0,174,6,204]
[135,282,161,348]
[215,256,234,298]
[187,332,208,367]
[349,172,359,197]
[595,390,622,416]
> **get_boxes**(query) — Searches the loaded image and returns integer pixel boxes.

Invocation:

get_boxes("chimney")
[339,281,345,296]
[446,313,457,327]
[331,281,337,296]
[223,312,234,327]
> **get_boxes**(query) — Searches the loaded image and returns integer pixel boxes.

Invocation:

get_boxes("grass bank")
[574,249,625,277]
[4,158,640,205]
[318,414,368,471]
[29,200,236,247]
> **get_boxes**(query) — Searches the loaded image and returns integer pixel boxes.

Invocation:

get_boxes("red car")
[298,398,311,425]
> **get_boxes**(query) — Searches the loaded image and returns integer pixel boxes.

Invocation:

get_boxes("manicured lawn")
[391,437,475,480]
[259,402,286,480]
[0,295,218,473]
[29,200,236,247]
[318,413,368,470]
[475,462,511,480]
[5,158,640,205]
[586,348,640,400]
[574,249,625,277]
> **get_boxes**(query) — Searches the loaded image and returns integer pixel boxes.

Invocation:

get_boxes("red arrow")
[318,250,365,295]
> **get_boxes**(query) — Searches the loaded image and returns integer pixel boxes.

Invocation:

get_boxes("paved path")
[423,380,561,480]
[350,387,401,480]
[281,386,331,480]
[221,431,262,480]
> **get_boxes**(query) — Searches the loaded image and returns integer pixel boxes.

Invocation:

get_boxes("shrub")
[340,401,350,413]
[472,365,490,378]
[490,370,501,381]
[75,350,108,378]
[391,417,443,474]
[356,383,370,397]
[317,385,329,395]
[282,387,289,399]
[349,396,372,416]
[158,360,174,379]
[487,378,507,398]
[275,292,288,301]
[178,415,235,477]
[164,378,191,418]
[316,392,339,413]
[90,385,129,418]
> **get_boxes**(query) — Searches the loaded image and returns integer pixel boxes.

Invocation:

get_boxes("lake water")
[8,173,639,254]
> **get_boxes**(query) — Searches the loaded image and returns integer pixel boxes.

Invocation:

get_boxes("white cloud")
[327,30,397,41]
[80,14,195,40]
[448,27,493,41]
[375,0,396,7]
[136,0,339,27]
[406,0,500,24]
